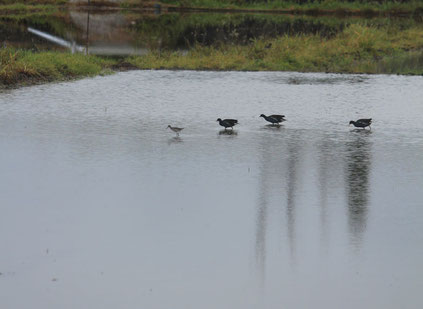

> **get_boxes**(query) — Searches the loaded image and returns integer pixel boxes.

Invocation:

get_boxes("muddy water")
[0,71,423,309]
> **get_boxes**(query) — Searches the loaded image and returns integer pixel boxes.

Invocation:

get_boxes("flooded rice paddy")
[1,71,423,309]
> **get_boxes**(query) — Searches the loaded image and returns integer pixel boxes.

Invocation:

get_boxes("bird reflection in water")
[218,129,238,136]
[261,124,283,130]
[350,128,373,134]
[167,136,183,145]
[345,130,372,250]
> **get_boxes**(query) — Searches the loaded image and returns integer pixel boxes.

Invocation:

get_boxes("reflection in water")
[263,124,283,129]
[167,136,183,144]
[254,128,372,279]
[285,135,301,264]
[345,130,372,249]
[218,129,238,136]
[317,139,331,250]
[259,124,284,134]
[255,133,279,284]
[316,135,347,253]
[255,171,268,285]
[287,75,367,85]
[255,132,302,283]
[255,132,281,284]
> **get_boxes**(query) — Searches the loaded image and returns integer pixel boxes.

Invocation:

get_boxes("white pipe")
[27,27,85,53]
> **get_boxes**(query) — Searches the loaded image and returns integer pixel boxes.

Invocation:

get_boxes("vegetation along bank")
[2,22,423,88]
[1,0,423,88]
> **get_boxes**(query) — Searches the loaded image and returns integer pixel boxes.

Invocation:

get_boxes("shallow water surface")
[0,71,423,309]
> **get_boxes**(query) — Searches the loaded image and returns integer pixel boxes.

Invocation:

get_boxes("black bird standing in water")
[217,118,238,130]
[260,114,286,125]
[349,118,372,129]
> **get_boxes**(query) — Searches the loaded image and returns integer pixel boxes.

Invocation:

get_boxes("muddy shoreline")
[2,61,422,91]
[0,61,138,91]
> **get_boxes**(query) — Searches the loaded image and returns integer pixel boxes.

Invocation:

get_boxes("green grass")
[161,0,423,13]
[375,49,423,74]
[0,3,59,12]
[1,0,422,14]
[0,48,117,87]
[2,23,423,88]
[128,24,423,73]
[0,0,67,4]
[0,3,66,17]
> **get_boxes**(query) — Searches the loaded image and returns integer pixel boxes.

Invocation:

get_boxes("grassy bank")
[1,0,423,16]
[0,48,117,88]
[128,24,423,74]
[0,0,66,14]
[162,0,423,11]
[1,23,423,88]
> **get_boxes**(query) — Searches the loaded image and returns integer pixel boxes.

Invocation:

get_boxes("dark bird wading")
[259,114,286,125]
[349,118,372,129]
[217,118,238,130]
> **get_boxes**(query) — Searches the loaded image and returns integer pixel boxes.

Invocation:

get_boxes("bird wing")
[357,118,372,124]
[225,119,238,124]
[269,115,285,122]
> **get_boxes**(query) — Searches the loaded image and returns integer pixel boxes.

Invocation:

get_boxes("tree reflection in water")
[317,137,342,251]
[255,131,303,283]
[345,130,373,250]
[254,128,372,283]
[285,136,301,265]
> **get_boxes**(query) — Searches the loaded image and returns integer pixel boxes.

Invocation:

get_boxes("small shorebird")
[349,118,372,129]
[217,118,238,130]
[167,125,184,136]
[260,114,286,125]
